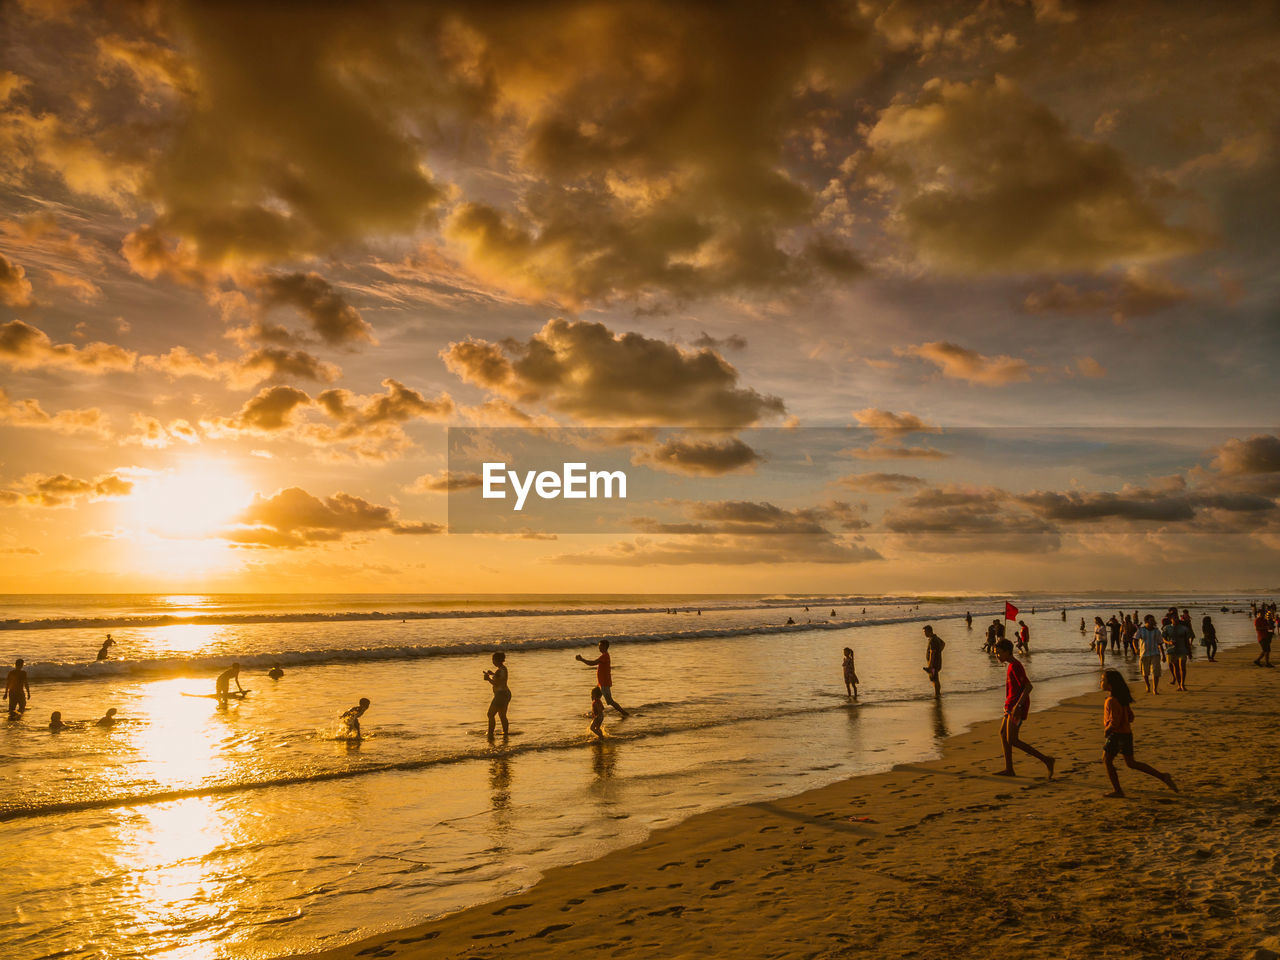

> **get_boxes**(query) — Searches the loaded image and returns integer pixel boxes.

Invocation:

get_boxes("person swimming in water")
[268,663,284,681]
[340,698,371,738]
[95,708,118,728]
[49,711,66,732]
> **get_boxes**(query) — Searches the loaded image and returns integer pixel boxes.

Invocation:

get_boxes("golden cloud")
[442,318,786,427]
[862,77,1199,272]
[896,340,1030,386]
[0,319,135,372]
[225,486,443,547]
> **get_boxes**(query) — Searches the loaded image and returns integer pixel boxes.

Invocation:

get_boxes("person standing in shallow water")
[923,626,944,697]
[994,639,1054,780]
[842,647,859,699]
[5,659,30,719]
[484,651,511,740]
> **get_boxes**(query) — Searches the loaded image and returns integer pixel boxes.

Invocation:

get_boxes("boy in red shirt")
[994,639,1055,779]
[576,639,630,718]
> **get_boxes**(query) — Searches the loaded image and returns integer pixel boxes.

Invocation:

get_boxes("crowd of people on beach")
[5,601,1277,792]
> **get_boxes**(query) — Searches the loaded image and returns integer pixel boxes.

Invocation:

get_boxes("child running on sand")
[842,647,859,699]
[994,640,1054,779]
[589,686,605,739]
[1100,670,1177,798]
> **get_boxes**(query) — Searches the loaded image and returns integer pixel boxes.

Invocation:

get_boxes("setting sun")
[120,460,255,541]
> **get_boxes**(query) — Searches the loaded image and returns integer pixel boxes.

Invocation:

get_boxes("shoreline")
[295,642,1280,960]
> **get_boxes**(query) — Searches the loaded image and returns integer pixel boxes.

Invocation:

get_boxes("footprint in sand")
[472,930,513,939]
[710,879,735,890]
[494,903,532,915]
[397,933,439,944]
[592,883,628,894]
[531,923,573,938]
[694,858,711,869]
[657,861,683,871]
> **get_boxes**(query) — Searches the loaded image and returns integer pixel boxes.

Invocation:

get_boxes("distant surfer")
[484,651,510,740]
[576,639,629,718]
[216,663,244,705]
[95,708,118,728]
[830,609,837,618]
[5,658,30,719]
[340,698,370,739]
[268,663,284,681]
[786,616,795,625]
[97,635,114,661]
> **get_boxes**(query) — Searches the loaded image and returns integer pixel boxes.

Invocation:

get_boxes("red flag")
[1005,601,1019,621]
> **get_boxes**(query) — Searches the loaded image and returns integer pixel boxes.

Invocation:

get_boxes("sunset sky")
[2,0,1279,593]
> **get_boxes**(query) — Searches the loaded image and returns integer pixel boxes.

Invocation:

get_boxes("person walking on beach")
[340,698,371,739]
[576,639,629,718]
[923,625,944,697]
[1162,608,1192,691]
[1100,670,1177,798]
[1122,615,1137,655]
[994,640,1054,779]
[216,663,244,705]
[589,686,605,739]
[484,651,511,739]
[1201,615,1218,661]
[842,647,859,699]
[1091,617,1107,665]
[965,611,973,629]
[982,620,997,653]
[1137,614,1163,694]
[1062,608,1067,621]
[1254,609,1273,667]
[1015,619,1030,654]
[6,659,31,719]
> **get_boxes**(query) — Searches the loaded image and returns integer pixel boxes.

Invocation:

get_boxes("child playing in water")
[1100,670,1177,798]
[842,647,859,699]
[49,711,66,732]
[340,698,371,739]
[589,686,605,739]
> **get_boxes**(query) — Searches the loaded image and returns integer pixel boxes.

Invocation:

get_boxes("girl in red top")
[994,639,1054,779]
[1100,670,1177,798]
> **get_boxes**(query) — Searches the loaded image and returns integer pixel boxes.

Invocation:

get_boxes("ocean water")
[0,593,1258,960]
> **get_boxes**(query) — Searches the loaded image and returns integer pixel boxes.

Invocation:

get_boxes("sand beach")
[304,642,1280,960]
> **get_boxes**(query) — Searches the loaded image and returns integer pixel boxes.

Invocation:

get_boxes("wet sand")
[299,643,1280,960]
